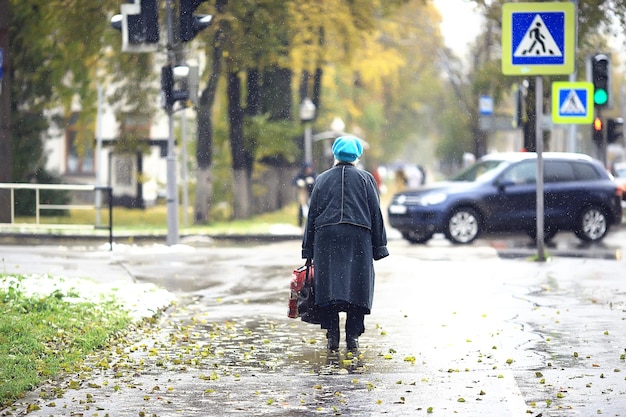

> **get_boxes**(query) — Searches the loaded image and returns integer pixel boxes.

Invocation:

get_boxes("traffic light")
[179,0,213,42]
[591,53,610,108]
[607,118,624,144]
[111,0,159,53]
[592,117,604,145]
[161,65,189,111]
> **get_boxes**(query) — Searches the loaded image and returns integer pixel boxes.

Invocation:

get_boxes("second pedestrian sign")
[551,82,593,124]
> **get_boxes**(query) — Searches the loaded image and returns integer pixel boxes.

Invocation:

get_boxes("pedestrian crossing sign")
[502,2,575,75]
[552,82,593,124]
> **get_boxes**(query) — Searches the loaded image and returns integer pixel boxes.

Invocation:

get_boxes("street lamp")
[330,117,345,134]
[299,98,316,165]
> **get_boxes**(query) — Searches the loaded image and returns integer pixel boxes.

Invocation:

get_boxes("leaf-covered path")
[2,240,626,416]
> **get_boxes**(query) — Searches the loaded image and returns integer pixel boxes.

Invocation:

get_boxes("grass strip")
[11,203,302,233]
[0,276,132,408]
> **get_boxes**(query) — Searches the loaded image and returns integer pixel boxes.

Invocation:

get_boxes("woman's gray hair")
[334,158,359,166]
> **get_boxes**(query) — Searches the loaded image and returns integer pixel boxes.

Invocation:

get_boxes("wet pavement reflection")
[2,229,626,416]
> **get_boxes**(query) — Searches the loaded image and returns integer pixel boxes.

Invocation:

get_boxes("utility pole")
[165,0,179,246]
[162,0,212,244]
[0,0,12,223]
[113,0,211,245]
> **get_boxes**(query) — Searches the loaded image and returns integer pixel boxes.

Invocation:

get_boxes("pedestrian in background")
[292,163,317,227]
[405,164,424,189]
[394,167,408,192]
[301,136,389,351]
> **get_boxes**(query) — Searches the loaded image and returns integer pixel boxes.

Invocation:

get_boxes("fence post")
[108,187,113,251]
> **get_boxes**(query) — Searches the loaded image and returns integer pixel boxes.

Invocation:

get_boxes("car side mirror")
[496,179,515,190]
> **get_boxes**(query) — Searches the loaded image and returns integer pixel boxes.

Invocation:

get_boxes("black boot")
[326,328,340,351]
[345,309,364,351]
[346,335,359,351]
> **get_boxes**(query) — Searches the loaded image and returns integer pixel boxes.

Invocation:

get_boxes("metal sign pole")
[502,2,575,262]
[567,0,579,152]
[535,76,546,261]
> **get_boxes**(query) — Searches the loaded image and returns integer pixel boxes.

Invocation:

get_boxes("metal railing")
[0,183,113,249]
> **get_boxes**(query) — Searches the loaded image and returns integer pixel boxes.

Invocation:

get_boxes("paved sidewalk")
[2,239,626,416]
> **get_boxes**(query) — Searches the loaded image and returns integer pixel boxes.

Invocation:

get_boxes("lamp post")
[299,97,316,165]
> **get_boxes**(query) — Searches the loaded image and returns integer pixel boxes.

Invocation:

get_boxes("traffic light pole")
[112,0,212,246]
[165,0,179,246]
[166,105,179,246]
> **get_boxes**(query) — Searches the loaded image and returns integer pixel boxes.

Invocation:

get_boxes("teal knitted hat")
[332,136,363,162]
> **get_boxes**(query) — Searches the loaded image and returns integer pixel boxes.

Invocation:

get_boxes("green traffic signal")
[591,54,610,108]
[594,88,608,106]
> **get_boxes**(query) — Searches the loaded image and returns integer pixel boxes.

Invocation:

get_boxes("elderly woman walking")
[301,136,389,351]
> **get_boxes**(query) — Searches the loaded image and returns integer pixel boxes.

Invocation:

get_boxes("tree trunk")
[312,67,323,113]
[261,65,292,121]
[231,168,250,218]
[228,71,250,219]
[299,70,310,101]
[255,66,292,215]
[193,0,227,224]
[194,165,213,223]
[473,128,488,158]
[194,103,214,224]
[246,68,260,116]
[252,165,295,214]
[0,0,12,222]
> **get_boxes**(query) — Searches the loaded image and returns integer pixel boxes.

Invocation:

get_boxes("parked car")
[388,152,623,244]
[611,161,626,203]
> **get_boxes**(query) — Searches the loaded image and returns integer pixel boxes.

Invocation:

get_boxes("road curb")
[0,232,302,246]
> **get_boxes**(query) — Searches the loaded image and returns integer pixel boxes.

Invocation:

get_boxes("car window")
[544,161,575,183]
[572,161,601,180]
[500,160,536,184]
[451,160,508,182]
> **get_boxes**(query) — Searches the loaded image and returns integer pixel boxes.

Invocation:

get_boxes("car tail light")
[616,186,623,199]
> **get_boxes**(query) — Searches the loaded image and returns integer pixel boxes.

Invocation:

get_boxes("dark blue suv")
[388,152,623,244]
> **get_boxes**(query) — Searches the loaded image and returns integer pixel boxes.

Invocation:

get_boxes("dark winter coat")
[301,163,389,313]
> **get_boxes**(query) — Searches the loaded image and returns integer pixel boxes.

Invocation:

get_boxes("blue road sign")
[479,96,493,115]
[552,82,593,124]
[502,2,575,75]
[512,12,566,66]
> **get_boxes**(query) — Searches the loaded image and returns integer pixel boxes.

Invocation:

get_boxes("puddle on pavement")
[135,296,409,382]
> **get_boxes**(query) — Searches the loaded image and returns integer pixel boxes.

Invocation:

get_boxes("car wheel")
[575,206,608,242]
[445,207,480,244]
[402,230,434,244]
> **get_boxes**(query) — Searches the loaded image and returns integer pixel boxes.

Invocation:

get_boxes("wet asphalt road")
[2,231,626,416]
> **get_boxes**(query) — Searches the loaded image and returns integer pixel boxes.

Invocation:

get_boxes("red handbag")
[287,261,319,323]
